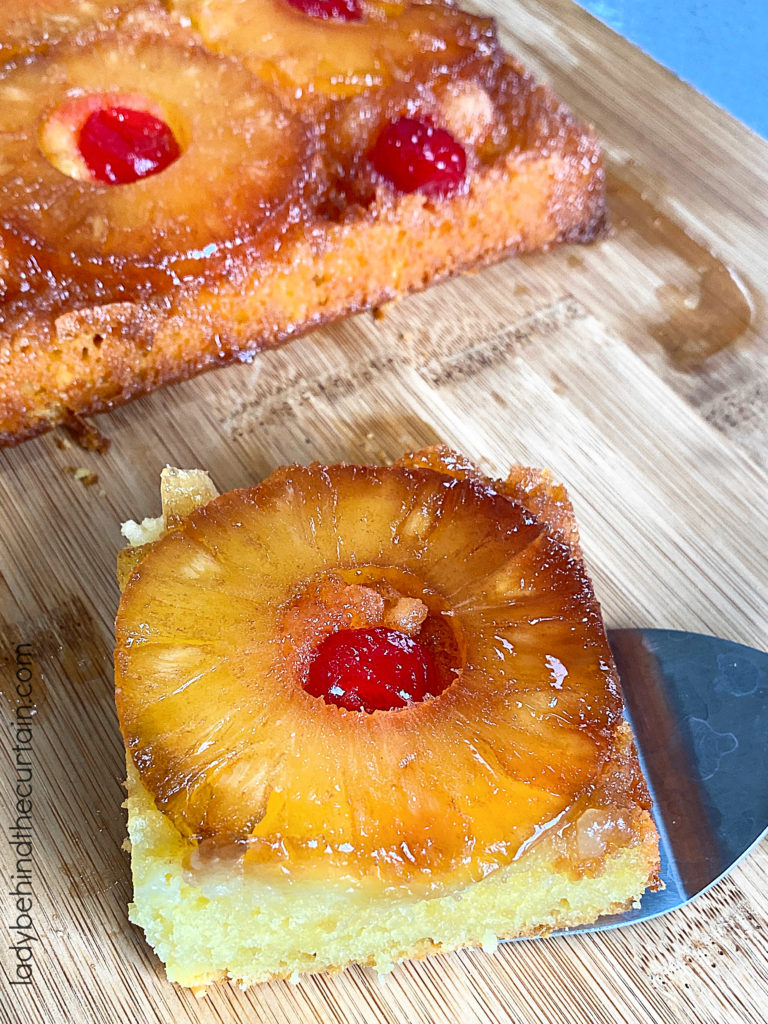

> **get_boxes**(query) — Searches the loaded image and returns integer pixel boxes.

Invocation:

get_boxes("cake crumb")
[384,597,428,635]
[372,300,397,321]
[64,413,111,453]
[373,961,395,981]
[74,467,98,486]
[63,465,100,487]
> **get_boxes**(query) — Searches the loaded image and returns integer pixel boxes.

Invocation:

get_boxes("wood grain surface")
[2,1,768,1022]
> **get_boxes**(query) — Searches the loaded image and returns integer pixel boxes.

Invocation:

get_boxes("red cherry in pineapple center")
[305,627,447,712]
[285,0,362,20]
[370,117,467,197]
[78,106,181,185]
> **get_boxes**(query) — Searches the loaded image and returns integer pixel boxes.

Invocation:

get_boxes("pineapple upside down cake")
[114,447,661,990]
[0,0,605,445]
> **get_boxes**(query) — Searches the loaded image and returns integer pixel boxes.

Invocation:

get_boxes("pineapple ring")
[0,27,310,301]
[115,456,623,887]
[172,0,497,102]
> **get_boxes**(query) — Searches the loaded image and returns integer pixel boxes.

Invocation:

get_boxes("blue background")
[578,0,768,139]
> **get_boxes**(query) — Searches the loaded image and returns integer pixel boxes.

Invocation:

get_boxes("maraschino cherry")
[370,117,467,197]
[305,626,446,712]
[285,0,362,21]
[79,106,181,185]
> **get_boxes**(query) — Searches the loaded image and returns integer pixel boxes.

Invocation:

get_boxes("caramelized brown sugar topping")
[115,454,624,888]
[0,25,312,311]
[0,1,597,326]
[172,0,498,105]
[0,0,142,60]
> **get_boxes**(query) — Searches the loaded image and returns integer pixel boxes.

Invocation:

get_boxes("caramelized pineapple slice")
[0,0,140,61]
[398,444,582,552]
[115,454,622,889]
[0,27,310,301]
[173,0,497,102]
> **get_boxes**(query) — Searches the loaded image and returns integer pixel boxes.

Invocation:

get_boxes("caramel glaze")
[0,0,144,61]
[653,267,753,370]
[0,2,606,445]
[181,720,659,893]
[607,174,754,369]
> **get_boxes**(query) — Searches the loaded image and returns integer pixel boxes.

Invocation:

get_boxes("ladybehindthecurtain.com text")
[5,644,38,987]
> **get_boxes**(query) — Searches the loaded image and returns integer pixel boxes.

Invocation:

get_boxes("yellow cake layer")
[125,757,658,989]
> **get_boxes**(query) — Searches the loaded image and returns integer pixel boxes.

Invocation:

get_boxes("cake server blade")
[557,628,768,934]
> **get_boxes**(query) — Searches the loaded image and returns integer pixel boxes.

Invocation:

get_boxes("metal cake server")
[560,628,768,934]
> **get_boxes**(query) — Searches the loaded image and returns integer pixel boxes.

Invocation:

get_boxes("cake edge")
[124,746,659,991]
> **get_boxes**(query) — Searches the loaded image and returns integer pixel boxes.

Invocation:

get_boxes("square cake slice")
[114,447,660,990]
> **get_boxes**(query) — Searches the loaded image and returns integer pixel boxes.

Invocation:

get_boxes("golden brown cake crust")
[0,2,605,446]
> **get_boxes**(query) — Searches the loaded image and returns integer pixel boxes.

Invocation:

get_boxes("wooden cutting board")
[1,1,767,1021]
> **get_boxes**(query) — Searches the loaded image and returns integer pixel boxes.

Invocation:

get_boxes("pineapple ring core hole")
[283,565,465,713]
[39,92,187,184]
